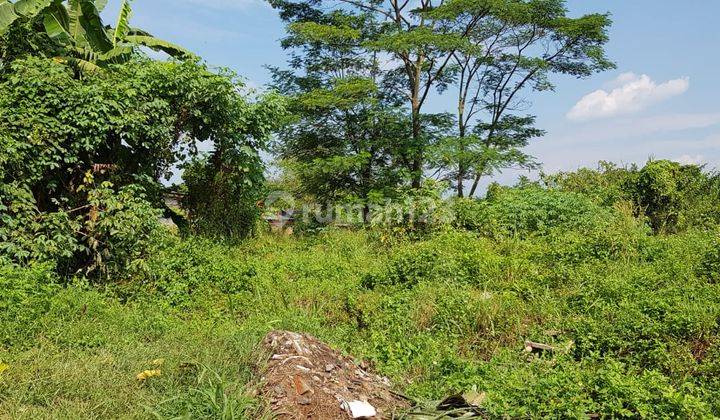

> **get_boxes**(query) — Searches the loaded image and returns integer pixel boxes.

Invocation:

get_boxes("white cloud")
[549,112,720,146]
[653,133,720,152]
[674,154,705,165]
[567,73,690,121]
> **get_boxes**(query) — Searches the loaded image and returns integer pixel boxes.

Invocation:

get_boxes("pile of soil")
[258,331,411,419]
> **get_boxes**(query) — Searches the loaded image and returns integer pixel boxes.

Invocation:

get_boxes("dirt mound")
[259,331,411,419]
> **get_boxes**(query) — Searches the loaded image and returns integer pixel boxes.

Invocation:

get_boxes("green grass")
[2,226,720,418]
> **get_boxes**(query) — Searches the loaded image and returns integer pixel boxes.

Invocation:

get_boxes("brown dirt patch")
[258,330,411,419]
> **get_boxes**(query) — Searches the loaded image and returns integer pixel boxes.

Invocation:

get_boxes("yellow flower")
[136,369,161,381]
[0,363,8,377]
[151,358,165,367]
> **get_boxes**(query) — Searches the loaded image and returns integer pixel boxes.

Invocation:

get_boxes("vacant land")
[3,189,720,418]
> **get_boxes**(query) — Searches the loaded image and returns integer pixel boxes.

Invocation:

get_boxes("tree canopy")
[0,0,190,73]
[0,1,287,271]
[269,0,614,197]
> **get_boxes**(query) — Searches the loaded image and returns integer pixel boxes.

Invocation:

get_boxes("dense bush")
[0,179,164,280]
[0,261,59,347]
[0,57,230,200]
[698,232,720,283]
[459,186,618,239]
[633,160,720,233]
[0,182,83,270]
[3,219,720,417]
[81,182,166,280]
[368,180,455,237]
[182,151,265,240]
[541,202,651,264]
[544,160,720,233]
[541,161,637,207]
[0,56,286,272]
[363,231,501,288]
[633,160,686,233]
[121,237,256,308]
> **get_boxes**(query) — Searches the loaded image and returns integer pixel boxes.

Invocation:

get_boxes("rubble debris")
[437,389,486,411]
[524,339,574,355]
[524,340,556,353]
[343,400,377,418]
[259,330,411,419]
[402,387,488,418]
[293,374,312,395]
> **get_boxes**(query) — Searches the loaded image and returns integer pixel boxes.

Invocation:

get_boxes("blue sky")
[109,0,720,185]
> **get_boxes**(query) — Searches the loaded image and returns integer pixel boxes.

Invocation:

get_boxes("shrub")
[0,261,59,347]
[0,57,286,257]
[182,151,264,240]
[363,231,502,289]
[0,182,83,270]
[0,179,166,281]
[450,197,487,232]
[698,233,720,283]
[633,160,684,233]
[541,202,651,264]
[541,161,637,207]
[472,186,617,239]
[124,237,256,308]
[81,181,166,281]
[543,160,720,233]
[368,180,454,238]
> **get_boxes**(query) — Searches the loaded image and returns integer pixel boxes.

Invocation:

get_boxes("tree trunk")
[469,170,482,197]
[456,103,466,197]
[409,59,423,189]
[411,109,422,189]
[361,148,374,224]
[468,126,496,197]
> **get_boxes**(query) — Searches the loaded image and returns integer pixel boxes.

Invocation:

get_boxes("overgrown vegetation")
[3,161,720,418]
[2,0,720,418]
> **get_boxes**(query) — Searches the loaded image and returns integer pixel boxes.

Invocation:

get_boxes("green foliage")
[545,160,720,233]
[541,160,637,207]
[0,260,59,347]
[367,180,455,238]
[698,232,720,283]
[631,160,720,233]
[0,4,716,419]
[0,55,283,271]
[3,215,720,417]
[0,56,252,195]
[82,181,165,280]
[431,115,543,196]
[0,182,83,268]
[182,91,287,239]
[271,0,615,196]
[541,210,650,264]
[450,196,487,232]
[288,20,361,43]
[182,154,264,240]
[475,186,618,238]
[634,159,685,233]
[1,0,191,72]
[127,237,255,309]
[363,230,501,288]
[0,178,164,279]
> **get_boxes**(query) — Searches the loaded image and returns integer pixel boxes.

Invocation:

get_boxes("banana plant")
[0,0,48,29]
[1,0,192,72]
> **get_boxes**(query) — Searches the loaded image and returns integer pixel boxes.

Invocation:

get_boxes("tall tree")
[268,7,416,205]
[430,0,614,196]
[270,0,614,194]
[431,115,543,196]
